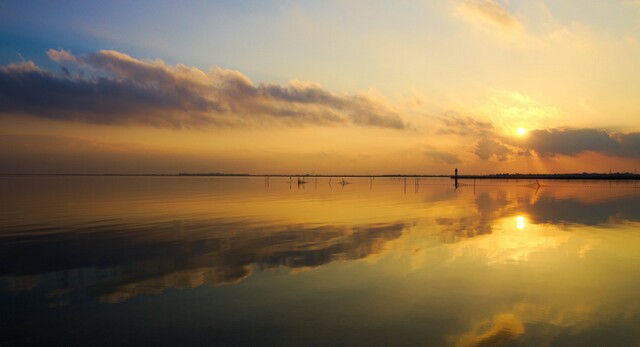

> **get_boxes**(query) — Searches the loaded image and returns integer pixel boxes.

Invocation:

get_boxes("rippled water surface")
[1,176,640,346]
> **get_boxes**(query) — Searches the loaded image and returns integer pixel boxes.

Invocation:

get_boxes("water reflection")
[1,219,407,305]
[438,182,640,245]
[453,313,524,347]
[1,177,639,345]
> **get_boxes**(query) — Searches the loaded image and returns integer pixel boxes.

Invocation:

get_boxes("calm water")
[1,176,640,346]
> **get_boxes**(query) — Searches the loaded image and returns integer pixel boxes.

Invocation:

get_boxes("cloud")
[46,48,76,62]
[479,90,561,130]
[625,0,640,8]
[522,128,640,158]
[474,138,515,161]
[0,49,407,129]
[457,0,523,32]
[424,147,462,164]
[0,61,39,73]
[436,110,640,162]
[437,113,495,136]
[471,127,640,162]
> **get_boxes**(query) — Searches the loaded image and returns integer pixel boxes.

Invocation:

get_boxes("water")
[1,176,639,346]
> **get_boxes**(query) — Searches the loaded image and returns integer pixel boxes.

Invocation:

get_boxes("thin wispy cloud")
[457,0,523,32]
[0,49,407,130]
[436,113,495,136]
[474,137,515,161]
[424,146,462,165]
[625,0,640,7]
[46,48,76,62]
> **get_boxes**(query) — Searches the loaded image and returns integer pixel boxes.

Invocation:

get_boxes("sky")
[1,0,640,174]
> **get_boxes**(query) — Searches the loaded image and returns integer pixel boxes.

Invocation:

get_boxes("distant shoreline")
[1,172,639,180]
[452,173,640,180]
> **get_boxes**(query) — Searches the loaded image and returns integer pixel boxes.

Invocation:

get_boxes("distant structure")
[454,168,459,188]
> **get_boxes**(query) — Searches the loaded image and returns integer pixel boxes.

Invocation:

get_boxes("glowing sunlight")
[516,215,526,230]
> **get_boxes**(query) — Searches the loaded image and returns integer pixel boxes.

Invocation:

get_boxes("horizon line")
[1,172,640,179]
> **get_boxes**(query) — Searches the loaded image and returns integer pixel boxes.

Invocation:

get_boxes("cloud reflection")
[0,219,407,305]
[430,183,640,266]
[437,184,640,245]
[452,313,524,347]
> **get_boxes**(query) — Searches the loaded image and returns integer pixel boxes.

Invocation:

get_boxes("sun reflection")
[516,215,526,230]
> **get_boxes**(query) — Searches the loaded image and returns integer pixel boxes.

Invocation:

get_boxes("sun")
[516,215,526,230]
[516,127,526,136]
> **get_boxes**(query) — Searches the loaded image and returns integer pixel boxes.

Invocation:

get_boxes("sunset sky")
[1,0,640,174]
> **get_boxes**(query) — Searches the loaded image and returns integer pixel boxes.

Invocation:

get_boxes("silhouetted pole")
[454,168,459,188]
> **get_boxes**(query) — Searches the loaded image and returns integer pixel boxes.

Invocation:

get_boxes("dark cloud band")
[0,50,407,129]
[524,128,640,158]
[436,115,640,161]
